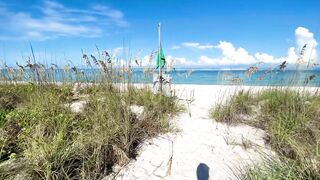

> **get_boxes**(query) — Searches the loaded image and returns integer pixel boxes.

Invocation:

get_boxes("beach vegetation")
[0,49,182,179]
[211,88,320,179]
[211,43,320,179]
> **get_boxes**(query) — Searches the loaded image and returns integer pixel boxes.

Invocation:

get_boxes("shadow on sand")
[196,163,209,180]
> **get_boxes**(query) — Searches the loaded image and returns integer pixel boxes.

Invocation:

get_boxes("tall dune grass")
[211,88,320,179]
[211,44,320,179]
[0,48,183,179]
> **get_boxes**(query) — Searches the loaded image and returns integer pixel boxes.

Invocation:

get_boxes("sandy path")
[108,85,274,180]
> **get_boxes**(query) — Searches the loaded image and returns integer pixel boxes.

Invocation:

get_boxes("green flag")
[156,45,165,69]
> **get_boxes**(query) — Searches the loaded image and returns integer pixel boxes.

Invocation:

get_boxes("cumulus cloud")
[170,27,318,67]
[254,47,299,64]
[144,55,196,68]
[167,56,193,65]
[253,27,317,65]
[0,0,128,40]
[295,27,318,61]
[254,53,275,63]
[107,27,317,69]
[214,41,256,65]
[181,42,214,50]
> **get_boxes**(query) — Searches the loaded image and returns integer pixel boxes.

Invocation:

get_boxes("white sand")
[106,85,307,180]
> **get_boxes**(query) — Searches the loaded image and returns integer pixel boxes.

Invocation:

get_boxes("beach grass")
[0,50,182,179]
[210,90,254,125]
[211,88,320,179]
[0,84,181,179]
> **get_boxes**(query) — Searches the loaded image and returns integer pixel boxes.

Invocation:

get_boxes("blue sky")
[0,0,319,68]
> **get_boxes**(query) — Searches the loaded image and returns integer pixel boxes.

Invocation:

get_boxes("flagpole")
[158,23,162,94]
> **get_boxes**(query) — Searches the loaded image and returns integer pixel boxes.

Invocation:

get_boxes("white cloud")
[214,41,255,65]
[295,27,318,62]
[197,41,300,67]
[112,47,123,57]
[0,0,128,40]
[171,45,181,50]
[253,27,318,65]
[83,27,318,69]
[161,55,196,67]
[181,42,214,50]
[296,27,318,48]
[198,56,216,65]
[254,53,274,63]
[167,27,318,68]
[91,5,128,26]
[254,47,299,65]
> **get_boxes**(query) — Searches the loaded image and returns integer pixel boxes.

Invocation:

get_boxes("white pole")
[158,23,162,94]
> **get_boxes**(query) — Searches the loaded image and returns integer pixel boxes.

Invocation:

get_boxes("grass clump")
[0,83,182,179]
[210,90,254,124]
[126,88,184,134]
[241,156,320,180]
[0,84,36,163]
[211,88,320,179]
[0,84,31,110]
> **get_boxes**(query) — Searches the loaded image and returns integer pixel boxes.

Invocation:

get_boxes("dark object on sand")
[196,163,209,180]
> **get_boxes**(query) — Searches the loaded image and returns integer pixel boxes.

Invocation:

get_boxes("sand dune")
[106,85,292,179]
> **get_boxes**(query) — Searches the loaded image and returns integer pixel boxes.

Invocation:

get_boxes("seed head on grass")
[212,88,320,179]
[0,47,182,179]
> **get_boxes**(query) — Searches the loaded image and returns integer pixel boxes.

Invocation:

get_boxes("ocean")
[96,69,320,86]
[1,69,320,87]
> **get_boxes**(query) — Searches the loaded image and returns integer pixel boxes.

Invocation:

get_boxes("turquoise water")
[134,69,320,86]
[1,69,320,86]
